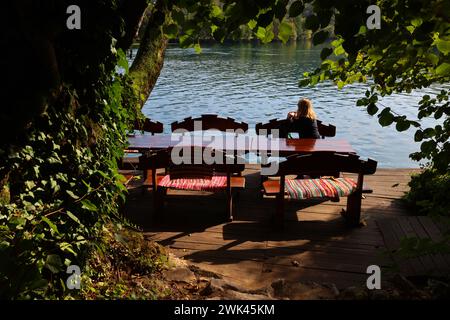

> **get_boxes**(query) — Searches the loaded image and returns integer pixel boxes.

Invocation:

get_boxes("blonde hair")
[296,98,317,120]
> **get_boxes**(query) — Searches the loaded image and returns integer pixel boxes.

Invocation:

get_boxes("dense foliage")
[0,1,138,298]
[405,169,450,217]
[296,0,449,173]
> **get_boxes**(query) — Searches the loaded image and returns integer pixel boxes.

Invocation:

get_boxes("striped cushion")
[158,175,227,192]
[285,178,357,200]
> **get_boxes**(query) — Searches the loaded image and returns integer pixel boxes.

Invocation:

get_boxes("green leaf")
[320,47,333,60]
[367,103,379,116]
[247,19,257,30]
[356,98,368,106]
[368,48,382,61]
[278,21,293,44]
[434,108,444,119]
[313,30,329,46]
[310,75,319,85]
[396,121,411,132]
[414,130,424,142]
[81,199,98,212]
[425,53,439,66]
[435,63,450,76]
[66,190,79,200]
[66,211,81,225]
[25,181,36,190]
[422,128,436,138]
[435,39,450,55]
[406,25,415,34]
[333,45,346,56]
[299,78,310,87]
[304,15,320,32]
[420,140,437,154]
[256,25,274,43]
[378,108,394,126]
[179,35,194,47]
[289,1,304,18]
[411,18,423,27]
[256,26,266,40]
[45,254,63,274]
[357,25,367,35]
[257,11,274,28]
[116,49,129,73]
[194,43,202,54]
[42,217,59,234]
[211,5,222,18]
[59,242,77,256]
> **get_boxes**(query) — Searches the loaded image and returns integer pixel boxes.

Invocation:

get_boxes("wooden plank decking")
[123,167,449,289]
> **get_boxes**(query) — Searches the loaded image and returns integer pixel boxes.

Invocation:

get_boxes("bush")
[404,169,450,217]
[0,87,132,299]
[399,169,450,259]
[80,224,171,300]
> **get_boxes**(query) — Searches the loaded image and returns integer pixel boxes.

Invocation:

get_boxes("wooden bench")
[171,114,248,175]
[262,152,377,228]
[141,147,245,221]
[134,117,163,134]
[256,118,338,190]
[120,118,164,191]
[171,114,249,133]
[255,118,336,139]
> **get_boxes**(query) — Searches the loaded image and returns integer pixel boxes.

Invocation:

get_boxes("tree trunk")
[129,5,169,109]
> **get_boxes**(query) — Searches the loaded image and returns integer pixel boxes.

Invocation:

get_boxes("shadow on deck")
[123,166,449,289]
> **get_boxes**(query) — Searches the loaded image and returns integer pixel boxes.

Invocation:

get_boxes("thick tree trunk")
[129,5,168,109]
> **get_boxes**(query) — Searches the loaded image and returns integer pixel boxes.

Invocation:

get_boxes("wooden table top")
[127,133,356,155]
[251,136,356,154]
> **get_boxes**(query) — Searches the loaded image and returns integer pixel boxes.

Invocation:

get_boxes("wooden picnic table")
[251,136,356,156]
[127,133,356,156]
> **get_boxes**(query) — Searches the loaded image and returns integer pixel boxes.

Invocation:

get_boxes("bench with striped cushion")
[142,148,246,221]
[158,175,228,192]
[285,177,357,200]
[261,152,377,228]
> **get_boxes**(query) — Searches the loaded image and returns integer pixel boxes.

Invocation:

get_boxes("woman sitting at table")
[286,98,321,139]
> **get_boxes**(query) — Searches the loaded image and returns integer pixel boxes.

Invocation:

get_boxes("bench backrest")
[171,114,248,133]
[134,118,163,135]
[139,147,243,178]
[255,118,336,139]
[276,152,377,177]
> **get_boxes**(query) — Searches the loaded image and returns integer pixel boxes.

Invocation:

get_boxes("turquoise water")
[138,42,444,168]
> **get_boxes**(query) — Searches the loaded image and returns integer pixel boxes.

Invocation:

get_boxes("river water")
[139,42,443,168]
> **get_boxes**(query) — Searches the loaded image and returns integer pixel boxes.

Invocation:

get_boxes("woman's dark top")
[285,116,321,139]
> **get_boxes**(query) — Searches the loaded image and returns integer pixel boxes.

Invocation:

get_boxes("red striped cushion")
[285,178,357,200]
[158,175,227,192]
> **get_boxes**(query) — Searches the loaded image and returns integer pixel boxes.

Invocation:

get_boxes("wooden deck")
[123,167,449,289]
